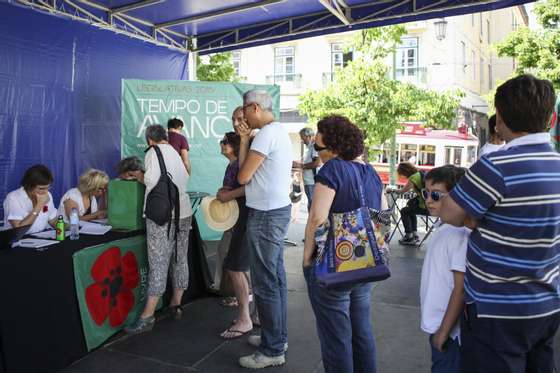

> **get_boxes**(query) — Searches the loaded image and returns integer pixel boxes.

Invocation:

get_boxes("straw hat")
[200,196,239,231]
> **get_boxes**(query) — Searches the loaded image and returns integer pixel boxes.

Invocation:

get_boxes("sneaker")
[399,236,418,246]
[124,316,155,335]
[239,351,285,369]
[247,335,288,352]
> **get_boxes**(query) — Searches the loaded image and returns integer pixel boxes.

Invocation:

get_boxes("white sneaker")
[247,335,288,352]
[239,351,285,369]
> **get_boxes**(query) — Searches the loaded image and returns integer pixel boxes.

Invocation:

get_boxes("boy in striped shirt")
[440,74,560,372]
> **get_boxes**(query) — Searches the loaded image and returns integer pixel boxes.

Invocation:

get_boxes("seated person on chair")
[387,162,428,245]
[57,169,109,223]
[3,164,57,234]
[116,156,145,180]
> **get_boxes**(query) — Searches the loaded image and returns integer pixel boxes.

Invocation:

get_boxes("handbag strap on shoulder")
[349,162,367,208]
[150,145,170,178]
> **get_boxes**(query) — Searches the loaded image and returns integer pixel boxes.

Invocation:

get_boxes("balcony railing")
[265,74,302,88]
[395,67,428,84]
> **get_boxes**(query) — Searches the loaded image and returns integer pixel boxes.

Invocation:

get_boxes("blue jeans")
[304,184,314,211]
[430,335,460,373]
[303,266,376,373]
[246,205,291,357]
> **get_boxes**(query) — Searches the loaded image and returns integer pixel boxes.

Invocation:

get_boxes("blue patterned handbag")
[314,163,391,288]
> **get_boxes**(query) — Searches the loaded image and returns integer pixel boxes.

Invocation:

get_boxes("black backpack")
[144,145,180,238]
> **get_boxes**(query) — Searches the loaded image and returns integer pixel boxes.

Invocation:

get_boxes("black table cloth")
[0,217,210,373]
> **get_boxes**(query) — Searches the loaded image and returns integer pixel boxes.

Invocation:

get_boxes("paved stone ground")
[62,203,558,372]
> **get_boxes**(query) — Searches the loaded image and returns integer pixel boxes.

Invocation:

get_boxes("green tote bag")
[108,180,146,230]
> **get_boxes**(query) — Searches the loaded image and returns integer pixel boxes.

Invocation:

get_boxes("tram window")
[419,145,436,166]
[466,146,477,167]
[445,147,463,166]
[400,144,418,163]
[382,144,390,163]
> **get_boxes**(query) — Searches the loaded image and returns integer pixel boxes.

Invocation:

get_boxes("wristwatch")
[31,211,39,216]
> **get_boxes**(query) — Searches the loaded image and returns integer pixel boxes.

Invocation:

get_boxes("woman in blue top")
[303,115,384,373]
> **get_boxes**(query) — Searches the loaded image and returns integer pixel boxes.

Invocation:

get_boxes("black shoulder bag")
[145,146,180,246]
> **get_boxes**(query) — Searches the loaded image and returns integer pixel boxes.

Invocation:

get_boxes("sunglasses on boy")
[421,189,447,202]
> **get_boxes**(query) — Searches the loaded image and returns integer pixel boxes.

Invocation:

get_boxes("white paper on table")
[14,238,60,248]
[30,229,69,239]
[91,218,108,225]
[79,221,112,235]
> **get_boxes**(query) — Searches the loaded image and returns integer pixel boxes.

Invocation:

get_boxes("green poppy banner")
[73,235,151,350]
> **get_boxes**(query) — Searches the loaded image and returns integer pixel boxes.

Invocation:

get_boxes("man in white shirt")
[478,114,504,158]
[293,128,320,211]
[236,90,292,369]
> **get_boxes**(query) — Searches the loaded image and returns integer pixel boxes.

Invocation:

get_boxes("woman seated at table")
[116,156,144,180]
[387,162,428,245]
[2,164,58,234]
[57,169,109,223]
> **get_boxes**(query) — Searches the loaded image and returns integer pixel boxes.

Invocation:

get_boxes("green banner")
[121,80,280,239]
[73,235,151,350]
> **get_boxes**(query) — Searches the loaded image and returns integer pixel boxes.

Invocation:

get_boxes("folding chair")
[386,191,415,243]
[416,215,439,248]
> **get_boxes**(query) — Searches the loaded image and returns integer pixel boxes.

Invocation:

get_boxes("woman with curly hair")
[303,114,384,372]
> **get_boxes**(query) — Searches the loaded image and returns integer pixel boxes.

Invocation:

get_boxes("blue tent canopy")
[7,0,533,54]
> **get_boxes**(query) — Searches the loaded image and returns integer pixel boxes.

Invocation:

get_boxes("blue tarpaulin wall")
[0,0,536,221]
[0,2,188,220]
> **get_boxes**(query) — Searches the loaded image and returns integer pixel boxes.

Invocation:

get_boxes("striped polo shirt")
[450,132,560,319]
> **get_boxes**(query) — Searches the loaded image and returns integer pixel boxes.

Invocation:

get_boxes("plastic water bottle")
[70,208,80,241]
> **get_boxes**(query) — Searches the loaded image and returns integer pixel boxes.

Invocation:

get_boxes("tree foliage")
[298,26,463,146]
[196,52,239,82]
[495,0,560,89]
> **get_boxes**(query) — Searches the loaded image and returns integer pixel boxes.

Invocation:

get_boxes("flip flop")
[221,327,252,340]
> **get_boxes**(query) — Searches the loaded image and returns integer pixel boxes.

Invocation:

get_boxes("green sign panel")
[121,80,280,239]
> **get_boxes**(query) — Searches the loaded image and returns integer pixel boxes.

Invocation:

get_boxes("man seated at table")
[2,164,58,234]
[116,156,145,180]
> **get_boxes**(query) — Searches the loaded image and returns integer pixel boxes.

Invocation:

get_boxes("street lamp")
[434,18,448,41]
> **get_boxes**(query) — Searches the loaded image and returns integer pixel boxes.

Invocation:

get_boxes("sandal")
[220,297,238,307]
[220,327,252,340]
[169,305,182,320]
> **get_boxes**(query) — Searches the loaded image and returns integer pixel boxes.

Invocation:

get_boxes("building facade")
[232,5,528,149]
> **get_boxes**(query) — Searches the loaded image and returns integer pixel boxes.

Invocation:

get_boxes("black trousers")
[400,198,429,234]
[461,303,560,373]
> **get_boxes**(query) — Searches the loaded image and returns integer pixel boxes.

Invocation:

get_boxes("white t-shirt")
[57,187,98,222]
[478,142,504,158]
[3,187,57,234]
[246,122,293,211]
[420,222,470,340]
[144,143,192,219]
[302,142,319,186]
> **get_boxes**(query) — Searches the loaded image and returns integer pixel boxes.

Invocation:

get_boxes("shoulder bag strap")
[350,162,383,262]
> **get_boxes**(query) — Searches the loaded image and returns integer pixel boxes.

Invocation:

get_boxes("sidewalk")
[62,205,559,372]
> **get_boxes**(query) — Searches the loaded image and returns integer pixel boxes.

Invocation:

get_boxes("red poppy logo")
[85,247,139,327]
